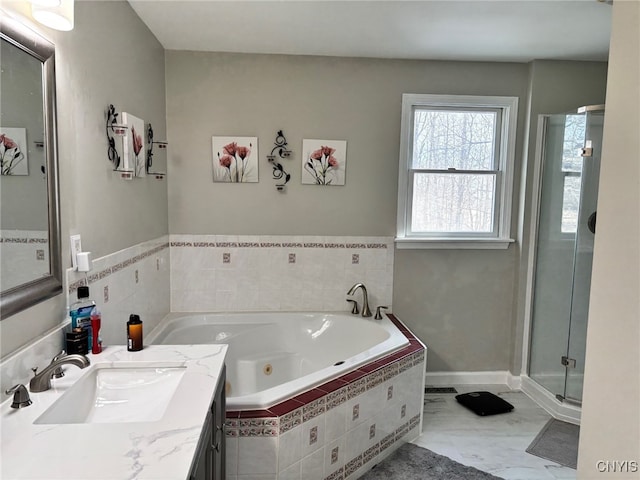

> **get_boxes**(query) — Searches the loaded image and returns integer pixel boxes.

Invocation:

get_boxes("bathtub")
[147,312,409,410]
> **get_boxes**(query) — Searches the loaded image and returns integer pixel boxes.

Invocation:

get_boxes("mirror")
[0,17,62,318]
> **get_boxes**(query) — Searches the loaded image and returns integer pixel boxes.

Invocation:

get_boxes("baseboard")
[425,370,522,390]
[521,375,581,425]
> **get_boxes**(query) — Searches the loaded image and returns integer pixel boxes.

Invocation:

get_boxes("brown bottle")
[127,314,143,351]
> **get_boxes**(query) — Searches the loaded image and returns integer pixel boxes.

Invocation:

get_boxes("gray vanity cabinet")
[190,365,226,480]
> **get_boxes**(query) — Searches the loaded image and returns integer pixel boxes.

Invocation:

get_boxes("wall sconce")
[31,0,74,31]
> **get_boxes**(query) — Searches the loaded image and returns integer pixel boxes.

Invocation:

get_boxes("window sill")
[395,237,515,250]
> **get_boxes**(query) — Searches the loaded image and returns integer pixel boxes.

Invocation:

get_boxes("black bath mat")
[455,391,514,416]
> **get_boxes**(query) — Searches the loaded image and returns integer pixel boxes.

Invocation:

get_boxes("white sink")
[34,365,186,424]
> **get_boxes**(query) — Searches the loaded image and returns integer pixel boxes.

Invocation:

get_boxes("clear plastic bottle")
[69,286,95,351]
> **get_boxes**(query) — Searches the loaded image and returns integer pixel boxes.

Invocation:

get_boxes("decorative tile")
[352,404,360,421]
[223,252,231,263]
[346,377,367,399]
[303,397,326,422]
[380,432,395,452]
[325,387,347,410]
[394,422,409,440]
[387,385,393,401]
[325,466,343,480]
[309,426,318,445]
[331,446,340,465]
[352,254,359,264]
[289,253,296,263]
[344,454,363,477]
[365,370,385,390]
[362,443,380,465]
[409,413,420,430]
[401,404,406,418]
[369,424,376,440]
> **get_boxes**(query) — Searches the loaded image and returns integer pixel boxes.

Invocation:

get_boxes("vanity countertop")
[0,344,227,480]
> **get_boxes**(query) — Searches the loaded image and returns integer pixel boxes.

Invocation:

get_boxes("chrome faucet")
[347,283,372,317]
[29,354,90,393]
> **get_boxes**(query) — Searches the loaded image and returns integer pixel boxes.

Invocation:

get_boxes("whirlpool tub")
[146,312,410,410]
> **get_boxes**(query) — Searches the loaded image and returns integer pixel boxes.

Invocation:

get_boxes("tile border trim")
[68,242,169,294]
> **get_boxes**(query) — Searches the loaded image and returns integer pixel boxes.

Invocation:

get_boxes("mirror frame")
[0,17,62,319]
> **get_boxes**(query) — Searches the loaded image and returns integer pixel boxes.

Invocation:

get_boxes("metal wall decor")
[266,130,292,191]
[105,104,124,171]
[146,123,167,179]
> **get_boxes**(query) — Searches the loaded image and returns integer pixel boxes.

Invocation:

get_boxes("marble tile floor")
[412,384,577,480]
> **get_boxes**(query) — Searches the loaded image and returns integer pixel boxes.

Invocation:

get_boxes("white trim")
[521,375,581,425]
[396,94,519,248]
[424,370,520,387]
[395,237,514,250]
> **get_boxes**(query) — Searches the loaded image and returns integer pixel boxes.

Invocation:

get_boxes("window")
[396,94,518,249]
[560,114,586,234]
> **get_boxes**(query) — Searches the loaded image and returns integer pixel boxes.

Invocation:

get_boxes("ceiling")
[127,1,612,63]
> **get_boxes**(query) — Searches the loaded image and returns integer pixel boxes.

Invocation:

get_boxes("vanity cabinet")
[190,365,226,480]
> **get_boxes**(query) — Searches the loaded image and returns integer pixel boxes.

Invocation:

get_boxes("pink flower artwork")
[0,128,28,176]
[212,136,259,183]
[302,139,347,186]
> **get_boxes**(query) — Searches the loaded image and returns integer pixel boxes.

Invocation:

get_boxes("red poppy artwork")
[212,136,259,183]
[0,128,28,176]
[302,139,347,186]
[121,112,146,178]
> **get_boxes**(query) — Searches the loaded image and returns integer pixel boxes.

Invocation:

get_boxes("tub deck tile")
[269,399,304,417]
[237,409,273,419]
[292,388,326,405]
[317,378,349,395]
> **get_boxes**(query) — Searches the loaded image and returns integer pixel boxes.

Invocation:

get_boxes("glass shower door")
[529,113,584,399]
[529,106,603,404]
[563,109,603,403]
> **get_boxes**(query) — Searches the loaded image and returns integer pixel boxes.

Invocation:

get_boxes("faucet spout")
[347,283,372,317]
[29,354,90,393]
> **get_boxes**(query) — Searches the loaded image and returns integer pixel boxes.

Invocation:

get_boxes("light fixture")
[31,0,74,31]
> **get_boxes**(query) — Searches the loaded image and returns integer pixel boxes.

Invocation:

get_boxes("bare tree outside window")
[410,109,498,233]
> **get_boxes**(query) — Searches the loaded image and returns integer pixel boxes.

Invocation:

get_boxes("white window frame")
[396,94,518,249]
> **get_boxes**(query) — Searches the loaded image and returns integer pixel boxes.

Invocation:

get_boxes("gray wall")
[511,60,608,375]
[578,1,640,474]
[165,51,609,373]
[0,1,168,359]
[165,52,529,236]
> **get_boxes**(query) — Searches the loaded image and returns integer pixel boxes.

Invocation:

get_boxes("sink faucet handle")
[346,299,359,315]
[374,306,389,320]
[50,350,67,378]
[5,384,32,409]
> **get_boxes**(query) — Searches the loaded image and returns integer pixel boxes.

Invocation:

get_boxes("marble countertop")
[1,344,227,480]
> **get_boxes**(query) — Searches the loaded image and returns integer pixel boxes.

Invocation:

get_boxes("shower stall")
[526,105,605,412]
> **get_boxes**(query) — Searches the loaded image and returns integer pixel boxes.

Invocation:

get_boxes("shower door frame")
[519,112,589,425]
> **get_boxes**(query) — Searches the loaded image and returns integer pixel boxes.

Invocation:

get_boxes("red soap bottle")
[90,306,103,354]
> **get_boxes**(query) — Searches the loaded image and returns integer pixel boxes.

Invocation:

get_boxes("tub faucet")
[29,354,90,393]
[347,283,372,317]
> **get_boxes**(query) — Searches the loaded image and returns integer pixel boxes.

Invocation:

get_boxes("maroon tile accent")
[292,388,326,404]
[237,409,272,419]
[337,369,367,384]
[225,411,241,419]
[358,359,387,374]
[317,378,349,394]
[268,398,305,417]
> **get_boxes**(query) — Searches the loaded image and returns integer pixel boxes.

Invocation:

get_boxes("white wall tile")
[301,448,325,480]
[278,425,302,472]
[238,436,278,475]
